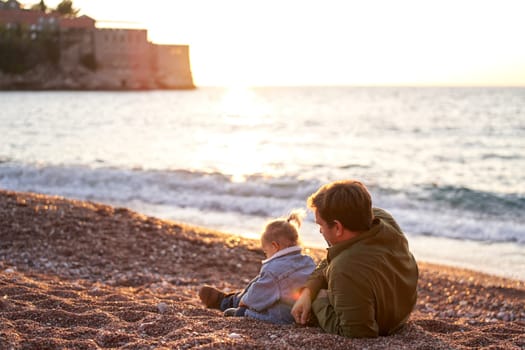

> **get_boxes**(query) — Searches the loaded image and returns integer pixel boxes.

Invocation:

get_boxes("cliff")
[0,63,196,91]
[0,41,196,90]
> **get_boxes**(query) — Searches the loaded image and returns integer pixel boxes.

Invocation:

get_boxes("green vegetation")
[0,1,84,74]
[30,0,47,13]
[55,0,79,17]
[0,24,59,74]
[26,0,79,16]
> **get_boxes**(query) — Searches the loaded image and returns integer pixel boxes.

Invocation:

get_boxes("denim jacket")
[241,246,316,324]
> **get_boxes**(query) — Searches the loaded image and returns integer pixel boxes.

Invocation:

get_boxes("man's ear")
[333,220,344,237]
[272,241,280,250]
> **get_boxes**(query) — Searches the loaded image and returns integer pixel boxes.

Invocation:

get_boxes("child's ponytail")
[286,209,306,229]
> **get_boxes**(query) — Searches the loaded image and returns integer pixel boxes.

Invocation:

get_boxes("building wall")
[0,8,48,27]
[93,28,152,88]
[0,8,94,38]
[59,17,96,59]
[4,0,21,10]
[153,44,194,88]
[59,15,95,29]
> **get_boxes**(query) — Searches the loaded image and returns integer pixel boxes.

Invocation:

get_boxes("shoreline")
[406,234,525,282]
[1,189,524,349]
[112,199,525,282]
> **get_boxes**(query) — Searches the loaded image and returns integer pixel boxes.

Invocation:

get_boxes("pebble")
[157,302,168,314]
[496,311,513,322]
[228,332,241,339]
[424,303,435,312]
[138,322,154,332]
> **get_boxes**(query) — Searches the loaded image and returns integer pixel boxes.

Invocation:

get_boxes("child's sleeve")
[240,271,279,312]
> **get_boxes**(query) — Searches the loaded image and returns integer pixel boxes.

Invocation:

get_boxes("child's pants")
[220,292,247,316]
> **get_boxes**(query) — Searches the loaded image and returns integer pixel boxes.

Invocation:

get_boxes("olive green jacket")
[306,208,418,338]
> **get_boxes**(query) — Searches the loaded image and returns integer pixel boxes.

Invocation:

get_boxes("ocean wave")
[391,205,525,244]
[481,153,523,160]
[1,162,523,244]
[0,162,320,218]
[417,184,524,217]
[372,184,525,244]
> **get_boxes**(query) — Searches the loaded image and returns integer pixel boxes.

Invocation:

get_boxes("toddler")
[198,210,316,324]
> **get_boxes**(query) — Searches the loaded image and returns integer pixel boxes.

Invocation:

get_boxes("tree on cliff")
[30,0,47,13]
[55,0,79,16]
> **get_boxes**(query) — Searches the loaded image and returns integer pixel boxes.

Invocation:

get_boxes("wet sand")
[1,190,524,349]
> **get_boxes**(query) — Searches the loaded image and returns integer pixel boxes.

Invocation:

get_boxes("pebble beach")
[1,189,524,349]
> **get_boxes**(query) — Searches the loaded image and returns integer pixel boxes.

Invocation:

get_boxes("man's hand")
[291,288,312,325]
[316,289,328,299]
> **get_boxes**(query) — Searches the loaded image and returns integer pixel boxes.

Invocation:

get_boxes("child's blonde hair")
[262,209,306,248]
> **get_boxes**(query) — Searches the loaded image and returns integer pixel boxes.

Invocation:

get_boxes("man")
[291,180,418,338]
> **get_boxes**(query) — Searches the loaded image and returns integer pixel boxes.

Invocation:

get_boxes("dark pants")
[220,292,247,316]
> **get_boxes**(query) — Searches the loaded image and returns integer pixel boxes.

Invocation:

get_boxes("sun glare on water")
[218,87,273,183]
[222,134,263,183]
[220,87,269,120]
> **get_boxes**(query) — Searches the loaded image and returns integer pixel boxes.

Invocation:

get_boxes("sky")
[32,0,525,87]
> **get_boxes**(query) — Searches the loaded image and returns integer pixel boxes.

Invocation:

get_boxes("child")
[198,210,316,324]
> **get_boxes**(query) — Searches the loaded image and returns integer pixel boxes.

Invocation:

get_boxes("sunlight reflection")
[224,133,265,183]
[197,129,268,184]
[220,87,270,123]
[162,86,280,182]
[214,87,272,182]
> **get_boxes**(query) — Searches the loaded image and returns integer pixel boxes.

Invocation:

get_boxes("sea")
[1,87,524,280]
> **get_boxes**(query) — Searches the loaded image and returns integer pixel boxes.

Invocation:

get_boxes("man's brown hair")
[307,180,373,231]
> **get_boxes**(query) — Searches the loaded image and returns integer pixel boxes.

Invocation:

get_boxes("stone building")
[93,28,151,88]
[0,0,21,10]
[60,14,96,45]
[0,1,195,89]
[153,44,193,88]
[0,0,58,30]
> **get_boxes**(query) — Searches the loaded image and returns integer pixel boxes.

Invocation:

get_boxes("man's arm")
[292,259,328,324]
[312,264,378,338]
[303,259,328,298]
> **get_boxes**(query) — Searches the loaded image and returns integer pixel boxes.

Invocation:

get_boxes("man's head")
[307,180,373,245]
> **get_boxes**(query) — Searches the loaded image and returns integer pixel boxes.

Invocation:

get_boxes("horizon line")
[193,84,525,89]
